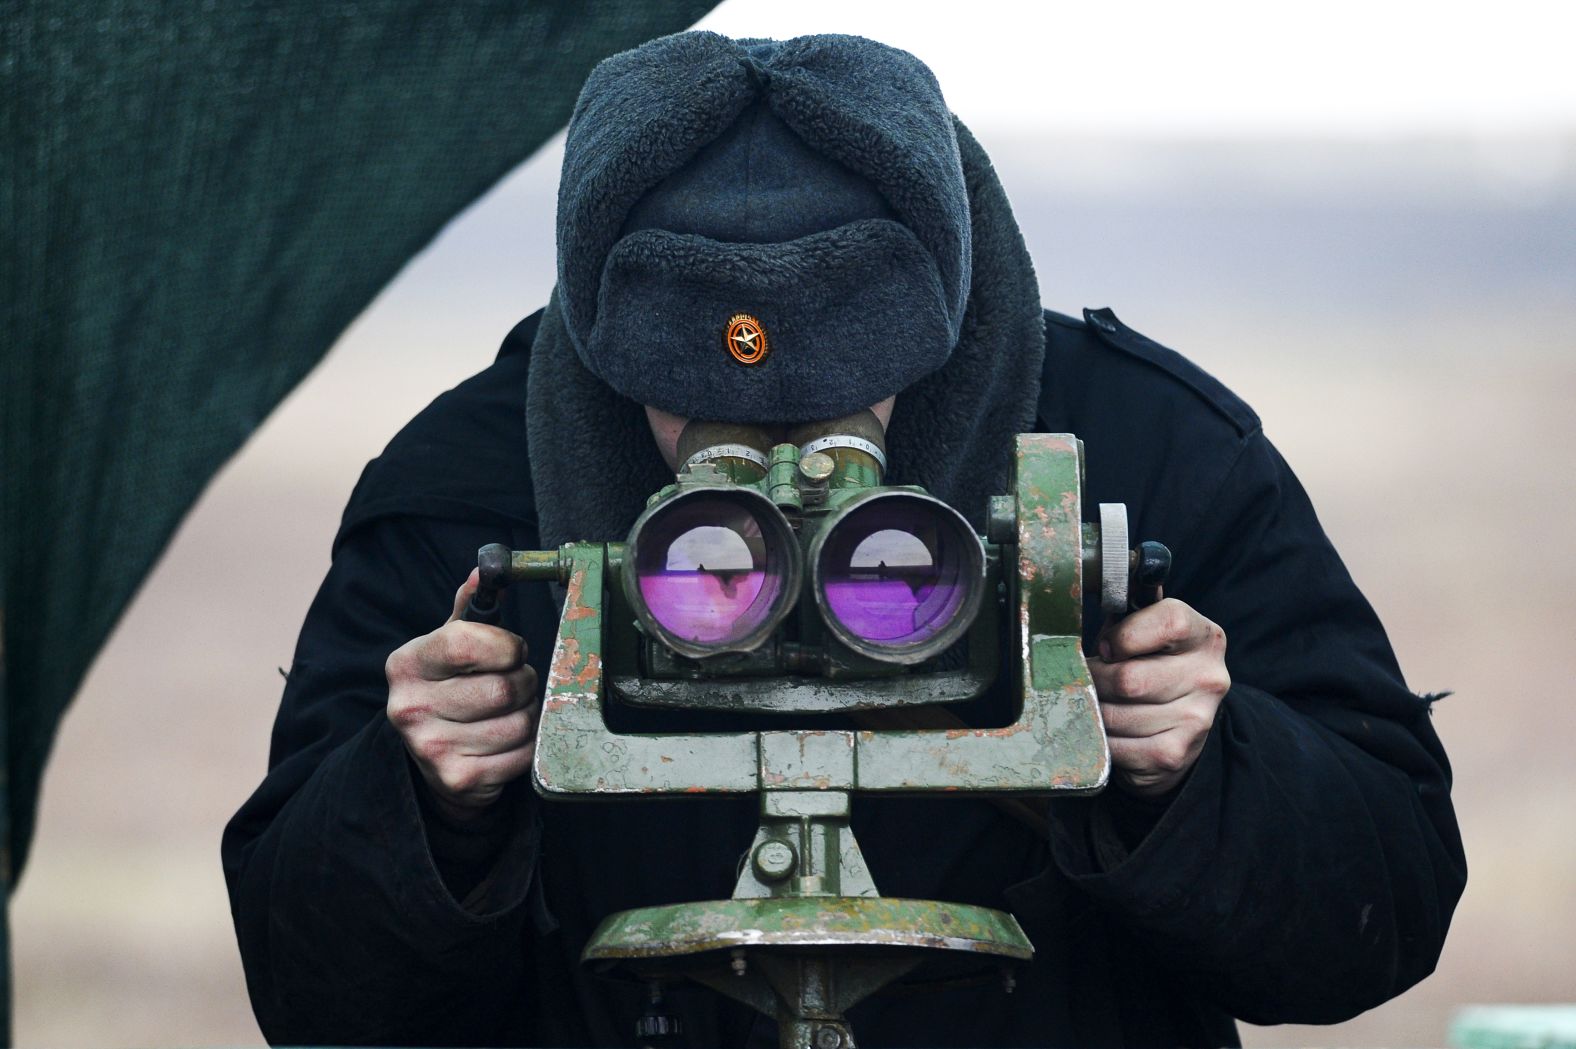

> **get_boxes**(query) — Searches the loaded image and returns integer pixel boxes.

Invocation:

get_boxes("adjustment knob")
[1097,504,1130,614]
[636,982,684,1049]
[636,1014,683,1040]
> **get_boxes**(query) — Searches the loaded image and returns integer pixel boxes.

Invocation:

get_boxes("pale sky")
[696,0,1576,137]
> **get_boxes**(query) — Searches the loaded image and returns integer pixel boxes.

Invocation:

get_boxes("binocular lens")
[632,493,791,649]
[815,494,981,658]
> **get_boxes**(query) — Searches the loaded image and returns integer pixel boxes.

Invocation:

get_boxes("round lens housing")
[811,492,985,664]
[625,488,800,657]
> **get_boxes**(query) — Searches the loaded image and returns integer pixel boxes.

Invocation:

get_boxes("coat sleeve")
[1046,430,1467,1025]
[221,513,545,1047]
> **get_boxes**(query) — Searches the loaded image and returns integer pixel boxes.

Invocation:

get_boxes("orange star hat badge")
[725,313,769,365]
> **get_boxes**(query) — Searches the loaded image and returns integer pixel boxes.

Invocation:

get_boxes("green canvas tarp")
[0,2,719,1037]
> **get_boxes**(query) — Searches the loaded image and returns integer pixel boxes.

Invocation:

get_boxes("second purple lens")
[633,492,790,649]
[817,494,978,653]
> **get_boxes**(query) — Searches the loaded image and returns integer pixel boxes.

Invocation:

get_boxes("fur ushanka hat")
[555,32,972,423]
[528,31,1044,550]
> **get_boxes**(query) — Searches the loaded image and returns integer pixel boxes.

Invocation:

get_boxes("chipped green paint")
[508,547,564,582]
[1015,433,1085,638]
[614,579,1003,713]
[1014,434,1110,787]
[727,789,878,901]
[531,437,1109,797]
[584,897,1033,962]
[532,543,757,796]
[515,431,1118,1048]
[847,434,1108,793]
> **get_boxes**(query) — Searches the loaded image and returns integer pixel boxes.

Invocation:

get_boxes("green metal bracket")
[521,433,1118,1048]
[532,543,758,796]
[532,434,1109,798]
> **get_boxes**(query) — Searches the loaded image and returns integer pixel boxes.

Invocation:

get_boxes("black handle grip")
[1130,541,1172,610]
[463,543,512,624]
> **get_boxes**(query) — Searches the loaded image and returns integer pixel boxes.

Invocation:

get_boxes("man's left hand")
[1088,598,1230,798]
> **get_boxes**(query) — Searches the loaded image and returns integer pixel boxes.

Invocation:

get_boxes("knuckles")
[1108,598,1190,658]
[389,623,527,688]
[1113,599,1227,657]
[415,733,450,765]
[1151,737,1193,774]
[441,623,525,674]
[439,625,481,670]
[1180,700,1215,734]
[1197,666,1232,699]
[1111,661,1148,699]
[1206,621,1228,657]
[385,624,535,806]
[384,643,417,684]
[1157,600,1193,643]
[483,673,516,712]
[386,699,427,731]
[439,764,483,796]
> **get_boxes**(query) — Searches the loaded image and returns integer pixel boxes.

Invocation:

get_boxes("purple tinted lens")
[635,495,785,645]
[820,500,969,647]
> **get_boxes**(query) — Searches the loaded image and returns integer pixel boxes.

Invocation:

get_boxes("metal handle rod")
[462,544,564,624]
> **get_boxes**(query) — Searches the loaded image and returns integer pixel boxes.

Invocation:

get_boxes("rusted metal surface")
[759,732,856,792]
[612,666,995,713]
[616,584,1002,712]
[841,434,1109,793]
[848,704,1052,834]
[525,430,1120,1048]
[534,437,1109,796]
[583,897,1032,961]
[733,790,877,901]
[768,442,806,511]
[1016,433,1085,637]
[691,952,924,1049]
[531,543,758,796]
[507,547,565,582]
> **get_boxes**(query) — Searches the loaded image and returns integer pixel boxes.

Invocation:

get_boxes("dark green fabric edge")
[0,4,720,1039]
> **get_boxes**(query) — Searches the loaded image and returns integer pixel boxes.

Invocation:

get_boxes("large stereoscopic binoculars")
[466,413,1170,1049]
[472,410,1168,677]
[627,410,986,668]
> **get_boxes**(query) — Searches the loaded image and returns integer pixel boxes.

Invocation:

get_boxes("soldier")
[224,31,1464,1047]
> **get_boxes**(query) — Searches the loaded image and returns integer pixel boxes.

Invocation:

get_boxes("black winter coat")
[222,308,1465,1048]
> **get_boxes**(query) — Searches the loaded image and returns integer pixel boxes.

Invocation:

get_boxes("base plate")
[583,896,1033,963]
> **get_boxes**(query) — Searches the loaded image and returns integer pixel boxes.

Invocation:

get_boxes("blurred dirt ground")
[11,139,1575,1046]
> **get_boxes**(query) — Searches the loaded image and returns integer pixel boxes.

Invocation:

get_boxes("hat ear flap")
[882,118,1044,529]
[528,292,671,549]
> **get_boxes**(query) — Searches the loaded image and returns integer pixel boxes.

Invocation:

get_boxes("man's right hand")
[385,571,539,823]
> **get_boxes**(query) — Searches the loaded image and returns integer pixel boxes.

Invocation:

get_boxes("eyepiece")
[810,492,985,664]
[625,487,800,658]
